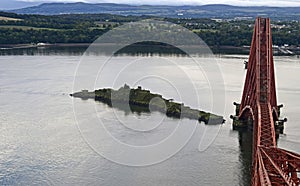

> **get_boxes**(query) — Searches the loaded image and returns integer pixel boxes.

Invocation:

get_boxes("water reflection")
[238,131,252,186]
[0,46,88,56]
[0,44,249,56]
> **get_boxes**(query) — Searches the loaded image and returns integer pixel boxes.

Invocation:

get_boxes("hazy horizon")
[1,0,300,10]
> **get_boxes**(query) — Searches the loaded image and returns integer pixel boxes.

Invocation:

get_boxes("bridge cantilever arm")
[260,147,297,185]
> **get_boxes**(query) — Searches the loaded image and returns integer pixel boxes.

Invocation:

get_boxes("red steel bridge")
[231,17,300,185]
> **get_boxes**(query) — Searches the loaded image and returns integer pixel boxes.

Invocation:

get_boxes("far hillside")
[7,3,300,21]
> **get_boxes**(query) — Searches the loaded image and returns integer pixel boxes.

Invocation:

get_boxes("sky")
[1,0,300,9]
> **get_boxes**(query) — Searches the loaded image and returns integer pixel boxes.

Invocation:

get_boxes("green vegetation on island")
[70,84,225,124]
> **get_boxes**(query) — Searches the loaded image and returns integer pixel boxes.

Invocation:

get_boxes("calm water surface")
[0,51,300,185]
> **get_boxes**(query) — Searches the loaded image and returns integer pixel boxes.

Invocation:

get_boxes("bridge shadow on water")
[238,130,282,186]
[238,131,253,186]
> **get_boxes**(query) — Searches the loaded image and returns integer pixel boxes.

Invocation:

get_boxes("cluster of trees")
[0,11,299,47]
[179,19,300,46]
[0,28,108,44]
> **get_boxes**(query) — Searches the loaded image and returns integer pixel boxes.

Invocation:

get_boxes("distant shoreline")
[0,43,91,49]
[0,43,299,56]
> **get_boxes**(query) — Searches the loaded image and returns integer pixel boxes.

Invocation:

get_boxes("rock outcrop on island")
[70,84,225,124]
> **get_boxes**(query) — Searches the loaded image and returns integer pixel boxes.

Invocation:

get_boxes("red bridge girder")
[236,17,300,186]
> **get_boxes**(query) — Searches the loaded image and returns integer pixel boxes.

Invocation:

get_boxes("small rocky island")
[70,84,225,124]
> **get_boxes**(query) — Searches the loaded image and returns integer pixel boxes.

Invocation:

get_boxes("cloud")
[17,0,300,6]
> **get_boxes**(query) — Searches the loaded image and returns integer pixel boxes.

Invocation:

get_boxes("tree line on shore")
[0,11,299,47]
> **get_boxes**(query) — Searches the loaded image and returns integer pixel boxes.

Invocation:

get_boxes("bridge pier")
[230,102,287,135]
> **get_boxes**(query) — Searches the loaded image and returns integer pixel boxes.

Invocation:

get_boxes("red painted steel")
[238,17,300,186]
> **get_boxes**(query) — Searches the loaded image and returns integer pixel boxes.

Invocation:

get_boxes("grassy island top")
[70,84,225,124]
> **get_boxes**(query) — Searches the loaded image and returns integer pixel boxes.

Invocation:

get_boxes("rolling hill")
[7,3,300,20]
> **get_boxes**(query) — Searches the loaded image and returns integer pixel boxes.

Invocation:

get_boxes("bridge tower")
[231,17,300,185]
